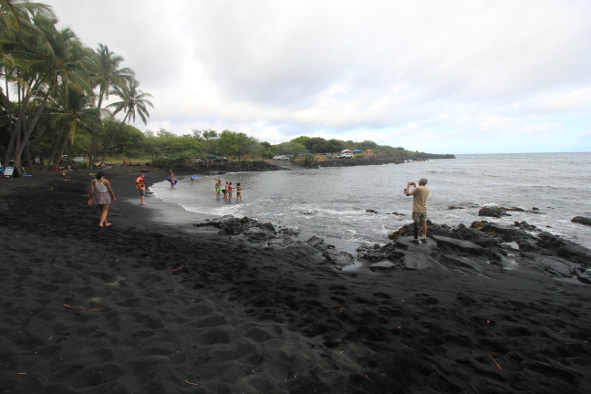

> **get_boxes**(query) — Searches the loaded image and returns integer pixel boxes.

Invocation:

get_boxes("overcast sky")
[43,0,591,154]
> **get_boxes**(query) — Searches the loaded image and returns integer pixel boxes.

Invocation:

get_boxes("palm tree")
[101,78,153,162]
[49,83,99,159]
[0,0,53,31]
[88,44,134,166]
[3,13,92,174]
[1,0,55,171]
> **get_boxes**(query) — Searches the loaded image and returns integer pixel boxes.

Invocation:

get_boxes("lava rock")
[571,216,591,227]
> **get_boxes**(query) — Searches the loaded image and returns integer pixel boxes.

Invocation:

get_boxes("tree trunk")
[12,92,50,174]
[100,112,129,164]
[90,128,98,168]
[56,130,70,168]
[89,93,104,169]
[43,129,64,172]
[2,94,29,171]
[25,143,34,175]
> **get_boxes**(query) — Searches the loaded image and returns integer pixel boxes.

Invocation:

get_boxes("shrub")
[294,153,315,166]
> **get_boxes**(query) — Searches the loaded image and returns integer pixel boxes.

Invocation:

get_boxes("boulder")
[571,216,591,227]
[369,260,397,273]
[478,207,509,218]
[389,212,405,216]
[307,236,355,267]
[518,253,580,278]
[431,235,486,256]
[448,203,480,210]
[357,243,404,263]
[325,249,355,266]
[306,236,325,248]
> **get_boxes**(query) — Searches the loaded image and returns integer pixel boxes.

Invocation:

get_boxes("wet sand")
[0,168,590,393]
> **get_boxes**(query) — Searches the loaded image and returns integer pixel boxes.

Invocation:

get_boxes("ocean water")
[150,153,591,249]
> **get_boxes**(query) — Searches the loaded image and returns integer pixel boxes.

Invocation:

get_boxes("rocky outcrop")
[366,220,591,283]
[194,216,591,284]
[572,216,591,226]
[306,236,355,267]
[187,160,285,173]
[478,207,509,218]
[478,206,545,218]
[307,157,404,168]
[193,216,295,245]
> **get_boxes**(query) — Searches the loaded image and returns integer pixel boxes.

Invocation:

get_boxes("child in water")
[236,183,242,202]
[227,182,234,202]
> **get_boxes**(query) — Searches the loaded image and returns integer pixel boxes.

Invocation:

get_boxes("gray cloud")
[44,0,591,153]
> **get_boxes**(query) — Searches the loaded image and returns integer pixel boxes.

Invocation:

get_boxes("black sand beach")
[1,168,590,393]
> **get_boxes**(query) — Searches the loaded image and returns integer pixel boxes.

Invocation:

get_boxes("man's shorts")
[412,212,427,223]
[139,189,146,196]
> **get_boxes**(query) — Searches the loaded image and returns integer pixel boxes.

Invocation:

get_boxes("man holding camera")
[404,178,430,243]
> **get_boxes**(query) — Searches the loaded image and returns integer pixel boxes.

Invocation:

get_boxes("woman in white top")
[89,171,116,227]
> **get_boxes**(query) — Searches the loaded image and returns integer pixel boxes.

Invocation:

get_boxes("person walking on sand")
[89,171,116,227]
[227,182,234,202]
[215,179,221,198]
[136,173,146,205]
[404,177,430,243]
[236,182,242,202]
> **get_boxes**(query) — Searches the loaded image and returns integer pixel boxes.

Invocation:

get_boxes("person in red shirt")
[227,182,234,202]
[136,173,146,205]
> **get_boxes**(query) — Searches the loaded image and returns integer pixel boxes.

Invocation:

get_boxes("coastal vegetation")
[1,1,451,174]
[0,0,152,174]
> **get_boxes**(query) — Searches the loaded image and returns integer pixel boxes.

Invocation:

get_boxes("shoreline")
[1,168,590,393]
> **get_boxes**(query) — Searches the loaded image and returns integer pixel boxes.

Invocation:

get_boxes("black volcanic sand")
[0,169,590,393]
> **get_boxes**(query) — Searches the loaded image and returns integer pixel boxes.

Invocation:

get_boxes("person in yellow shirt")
[404,178,430,243]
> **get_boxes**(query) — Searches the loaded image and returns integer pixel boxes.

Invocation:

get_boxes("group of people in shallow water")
[88,171,244,227]
[214,178,242,202]
[166,170,243,202]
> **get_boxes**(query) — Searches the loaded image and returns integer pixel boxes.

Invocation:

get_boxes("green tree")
[359,140,378,150]
[217,130,259,162]
[326,139,344,153]
[233,132,260,162]
[88,43,134,166]
[101,119,145,158]
[102,78,153,162]
[275,141,306,157]
[291,136,311,150]
[47,83,99,168]
[307,137,328,153]
[3,14,91,174]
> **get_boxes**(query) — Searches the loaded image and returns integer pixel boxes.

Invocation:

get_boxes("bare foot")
[105,223,112,227]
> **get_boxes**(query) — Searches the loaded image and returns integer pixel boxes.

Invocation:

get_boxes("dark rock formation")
[478,207,509,218]
[448,203,480,210]
[194,215,591,284]
[363,220,591,283]
[572,216,591,226]
[478,206,545,217]
[193,216,289,245]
